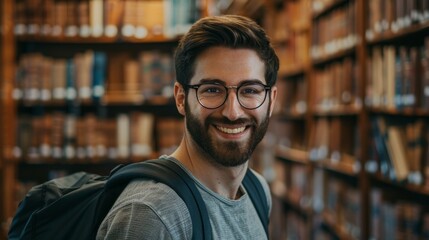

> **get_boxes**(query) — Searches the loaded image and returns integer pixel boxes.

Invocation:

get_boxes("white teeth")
[217,126,245,134]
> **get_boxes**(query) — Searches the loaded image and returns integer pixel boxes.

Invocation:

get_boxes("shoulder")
[97,180,192,240]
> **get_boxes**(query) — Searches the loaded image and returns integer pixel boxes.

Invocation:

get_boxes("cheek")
[254,103,271,122]
[185,95,210,120]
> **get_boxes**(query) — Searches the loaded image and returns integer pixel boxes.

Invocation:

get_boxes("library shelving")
[267,0,429,239]
[1,0,16,239]
[0,0,208,238]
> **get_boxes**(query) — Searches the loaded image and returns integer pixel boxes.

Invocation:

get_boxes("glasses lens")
[238,83,267,109]
[197,84,227,108]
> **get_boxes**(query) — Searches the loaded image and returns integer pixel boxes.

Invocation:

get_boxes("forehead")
[191,47,266,85]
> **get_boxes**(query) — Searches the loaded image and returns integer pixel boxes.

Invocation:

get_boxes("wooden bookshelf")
[269,0,429,239]
[1,0,16,238]
[0,0,205,239]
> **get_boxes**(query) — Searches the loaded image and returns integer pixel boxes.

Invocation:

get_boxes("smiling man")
[97,15,279,240]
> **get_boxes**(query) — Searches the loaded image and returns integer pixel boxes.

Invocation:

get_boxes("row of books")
[106,50,174,103]
[276,75,307,115]
[265,0,310,41]
[14,112,183,163]
[366,0,429,40]
[366,39,429,110]
[312,57,361,112]
[308,117,359,168]
[370,117,427,185]
[15,50,175,104]
[275,32,309,74]
[15,51,107,103]
[271,119,307,152]
[15,0,200,38]
[272,165,361,239]
[264,0,310,73]
[311,0,357,60]
[322,176,361,239]
[370,188,429,239]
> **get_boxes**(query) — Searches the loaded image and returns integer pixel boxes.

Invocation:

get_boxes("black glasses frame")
[185,82,271,110]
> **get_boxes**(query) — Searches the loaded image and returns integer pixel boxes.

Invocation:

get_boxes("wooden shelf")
[370,174,429,201]
[283,194,313,219]
[314,159,360,179]
[367,107,429,118]
[277,111,307,121]
[312,45,356,66]
[279,65,307,78]
[366,22,429,46]
[312,105,362,117]
[312,0,348,20]
[321,211,357,240]
[276,146,309,164]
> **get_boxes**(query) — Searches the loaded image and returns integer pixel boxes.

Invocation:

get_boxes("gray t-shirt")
[96,156,271,240]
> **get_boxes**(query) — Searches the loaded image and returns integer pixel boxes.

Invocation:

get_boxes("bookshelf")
[0,0,207,239]
[1,0,17,238]
[268,0,429,239]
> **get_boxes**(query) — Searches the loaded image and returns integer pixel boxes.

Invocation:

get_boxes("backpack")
[8,158,269,240]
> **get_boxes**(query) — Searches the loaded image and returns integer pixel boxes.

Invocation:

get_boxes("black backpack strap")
[242,169,269,237]
[102,159,212,240]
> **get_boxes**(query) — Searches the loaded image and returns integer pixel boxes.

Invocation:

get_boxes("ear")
[268,86,277,117]
[174,82,186,116]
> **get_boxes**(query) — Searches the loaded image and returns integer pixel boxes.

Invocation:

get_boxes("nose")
[221,89,244,121]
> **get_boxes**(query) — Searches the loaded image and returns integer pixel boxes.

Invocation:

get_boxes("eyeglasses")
[185,82,271,110]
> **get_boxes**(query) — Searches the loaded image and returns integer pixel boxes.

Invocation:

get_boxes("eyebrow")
[197,78,265,85]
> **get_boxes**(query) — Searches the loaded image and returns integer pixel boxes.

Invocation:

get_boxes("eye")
[199,84,225,95]
[240,84,264,95]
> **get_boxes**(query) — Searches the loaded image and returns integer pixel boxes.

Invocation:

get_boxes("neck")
[170,132,248,200]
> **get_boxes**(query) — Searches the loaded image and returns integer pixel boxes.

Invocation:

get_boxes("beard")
[184,102,270,167]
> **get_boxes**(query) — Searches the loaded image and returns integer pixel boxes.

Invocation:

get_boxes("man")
[97,15,278,240]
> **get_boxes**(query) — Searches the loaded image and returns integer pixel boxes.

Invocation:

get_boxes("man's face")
[183,47,277,167]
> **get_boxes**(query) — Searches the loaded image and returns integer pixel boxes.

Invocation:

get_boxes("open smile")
[216,125,246,134]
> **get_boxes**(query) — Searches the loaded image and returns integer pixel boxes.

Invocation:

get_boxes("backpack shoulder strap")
[242,169,269,237]
[102,159,212,240]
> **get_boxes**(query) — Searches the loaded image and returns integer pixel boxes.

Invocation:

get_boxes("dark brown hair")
[174,15,279,88]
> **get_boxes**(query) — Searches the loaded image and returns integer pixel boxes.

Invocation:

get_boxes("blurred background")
[1,0,429,239]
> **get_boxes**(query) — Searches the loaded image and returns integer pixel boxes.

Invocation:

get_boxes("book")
[104,0,123,37]
[121,0,138,37]
[41,57,53,102]
[52,59,67,101]
[52,0,67,36]
[422,37,429,110]
[135,0,164,38]
[74,50,93,101]
[117,114,130,159]
[91,51,107,102]
[89,0,104,37]
[14,0,27,35]
[77,0,91,37]
[386,126,409,181]
[65,0,79,37]
[130,112,154,158]
[63,114,77,160]
[405,120,424,185]
[41,0,55,35]
[65,59,77,102]
[384,45,396,109]
[51,113,65,160]
[371,117,395,179]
